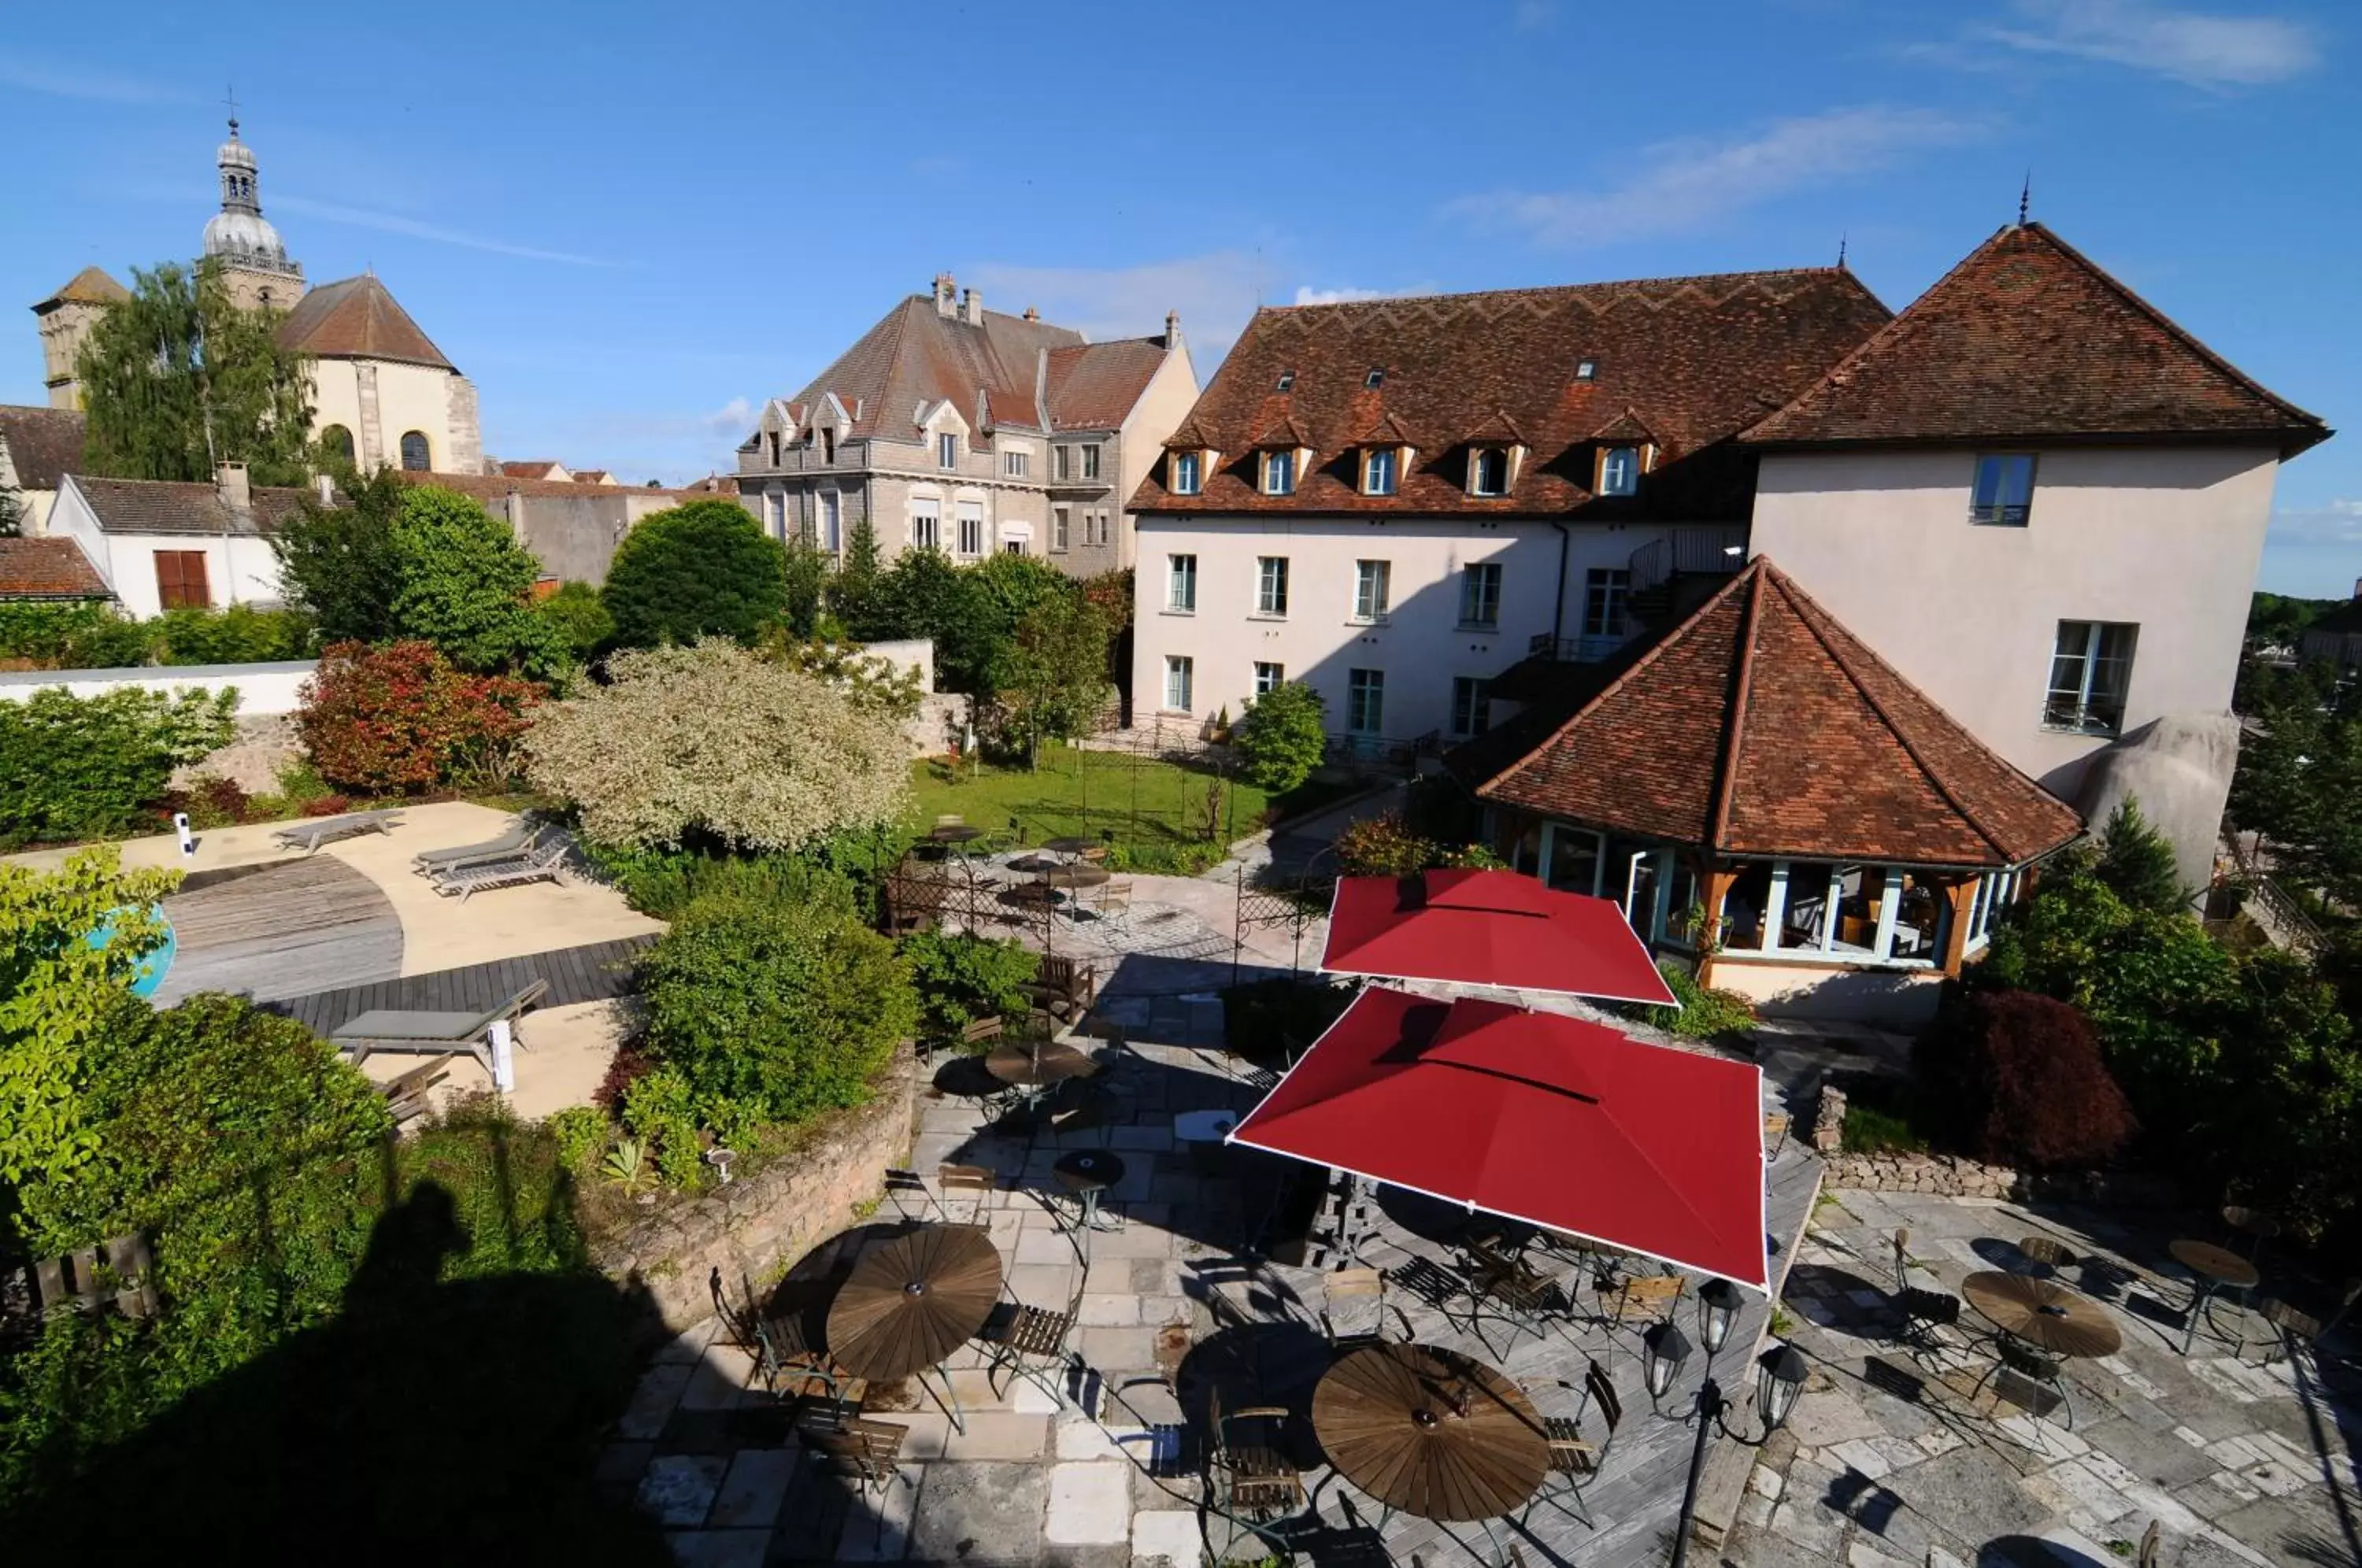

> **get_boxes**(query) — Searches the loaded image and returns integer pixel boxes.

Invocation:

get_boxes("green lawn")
[904,748,1344,874]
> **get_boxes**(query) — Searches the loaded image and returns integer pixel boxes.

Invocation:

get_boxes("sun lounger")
[430,831,572,902]
[274,808,405,856]
[412,819,538,875]
[331,982,550,1074]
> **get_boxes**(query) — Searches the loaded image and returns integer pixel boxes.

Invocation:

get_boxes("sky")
[2,0,2356,595]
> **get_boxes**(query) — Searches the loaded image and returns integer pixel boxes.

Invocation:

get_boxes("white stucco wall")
[1128,516,1679,741]
[49,486,283,618]
[1115,346,1202,572]
[1748,446,2281,794]
[0,659,315,715]
[311,357,467,473]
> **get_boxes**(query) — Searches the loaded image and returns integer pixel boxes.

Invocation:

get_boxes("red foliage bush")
[595,1043,655,1115]
[1915,989,2138,1170]
[297,640,543,794]
[303,794,353,817]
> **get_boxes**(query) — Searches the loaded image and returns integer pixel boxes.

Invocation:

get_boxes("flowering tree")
[298,640,543,793]
[522,639,910,851]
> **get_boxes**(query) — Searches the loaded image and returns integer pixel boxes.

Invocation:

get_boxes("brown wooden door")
[154,550,211,609]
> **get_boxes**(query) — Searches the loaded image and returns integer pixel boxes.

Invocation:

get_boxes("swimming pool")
[85,904,176,999]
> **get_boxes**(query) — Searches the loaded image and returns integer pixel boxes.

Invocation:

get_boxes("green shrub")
[901,930,1038,1039]
[534,581,613,660]
[1842,1100,1929,1156]
[1625,961,1757,1041]
[602,501,789,650]
[1233,681,1328,793]
[579,839,859,922]
[0,685,237,845]
[544,1104,610,1174]
[152,605,312,665]
[1335,812,1504,879]
[620,1065,704,1189]
[0,602,152,668]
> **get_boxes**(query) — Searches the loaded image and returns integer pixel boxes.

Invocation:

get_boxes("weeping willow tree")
[76,257,318,486]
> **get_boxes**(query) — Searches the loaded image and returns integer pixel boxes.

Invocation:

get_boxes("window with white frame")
[1262,450,1295,496]
[1598,446,1639,496]
[1725,860,1947,966]
[1964,867,2017,952]
[1460,563,1501,628]
[1094,511,1111,545]
[1172,451,1201,494]
[1053,445,1072,481]
[1450,676,1492,737]
[1970,453,2035,526]
[818,490,841,552]
[910,503,940,550]
[2045,620,2136,735]
[1052,505,1071,552]
[765,490,786,538]
[1363,448,1397,496]
[1583,568,1630,638]
[957,505,983,557]
[1167,553,1198,612]
[1471,448,1509,496]
[1164,655,1194,712]
[1081,444,1101,480]
[1347,668,1385,734]
[1353,559,1391,623]
[939,432,960,470]
[1253,660,1284,695]
[1004,449,1029,479]
[1256,556,1290,616]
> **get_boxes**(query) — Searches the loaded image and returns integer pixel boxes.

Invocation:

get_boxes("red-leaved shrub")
[303,793,353,817]
[1915,989,2138,1170]
[297,640,543,794]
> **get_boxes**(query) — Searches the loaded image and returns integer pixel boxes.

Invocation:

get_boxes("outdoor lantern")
[1698,1278,1741,1356]
[1642,1319,1693,1403]
[1755,1343,1808,1432]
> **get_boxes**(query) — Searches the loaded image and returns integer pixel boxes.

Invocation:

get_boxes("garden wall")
[0,658,317,716]
[587,1051,921,1332]
[1812,1082,2179,1207]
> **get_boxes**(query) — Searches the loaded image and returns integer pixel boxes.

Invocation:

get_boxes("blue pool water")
[85,904,176,999]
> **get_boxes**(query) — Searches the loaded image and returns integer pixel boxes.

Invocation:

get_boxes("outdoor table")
[1053,1149,1126,1246]
[1961,1271,2123,1359]
[1312,1341,1549,1541]
[928,824,988,853]
[1042,836,1099,856]
[1008,853,1063,876]
[827,1222,1003,1433]
[2169,1239,2261,1355]
[1040,864,1113,893]
[984,1039,1099,1115]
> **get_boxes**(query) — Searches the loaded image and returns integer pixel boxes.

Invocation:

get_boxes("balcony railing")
[1627,527,1749,593]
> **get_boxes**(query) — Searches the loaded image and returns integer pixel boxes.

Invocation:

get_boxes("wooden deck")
[152,857,403,1006]
[264,934,655,1037]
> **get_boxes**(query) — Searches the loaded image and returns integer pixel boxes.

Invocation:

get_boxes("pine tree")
[2094,797,2186,914]
[77,257,317,486]
[831,516,885,637]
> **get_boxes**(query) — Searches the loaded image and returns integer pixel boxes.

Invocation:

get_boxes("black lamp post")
[1649,1314,1809,1568]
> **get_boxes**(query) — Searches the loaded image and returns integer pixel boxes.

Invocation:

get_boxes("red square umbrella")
[1321,868,1677,1006]
[1227,985,1768,1291]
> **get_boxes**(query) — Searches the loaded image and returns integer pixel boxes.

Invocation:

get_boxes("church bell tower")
[200,109,305,312]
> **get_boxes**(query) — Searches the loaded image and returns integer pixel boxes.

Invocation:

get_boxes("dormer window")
[1575,359,1597,381]
[1598,446,1640,496]
[1275,370,1295,391]
[1172,450,1201,495]
[938,432,959,469]
[1361,448,1398,497]
[1471,449,1509,497]
[1364,368,1386,390]
[1261,449,1296,496]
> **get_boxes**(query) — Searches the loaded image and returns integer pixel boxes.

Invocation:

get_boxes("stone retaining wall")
[587,1052,920,1332]
[1813,1082,2178,1207]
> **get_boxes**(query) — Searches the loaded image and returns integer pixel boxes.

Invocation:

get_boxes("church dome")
[203,209,287,264]
[217,135,257,172]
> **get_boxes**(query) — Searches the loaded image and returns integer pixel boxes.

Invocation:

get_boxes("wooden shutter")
[154,551,210,609]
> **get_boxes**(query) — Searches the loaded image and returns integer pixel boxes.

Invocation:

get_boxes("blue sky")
[3,0,2355,594]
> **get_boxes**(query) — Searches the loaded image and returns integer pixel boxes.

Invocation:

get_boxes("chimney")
[961,287,983,326]
[216,460,250,512]
[1024,305,1040,323]
[933,272,957,318]
[1164,309,1183,349]
[314,473,335,505]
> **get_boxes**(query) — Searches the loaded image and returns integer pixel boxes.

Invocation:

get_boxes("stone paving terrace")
[1728,1185,2362,1568]
[603,973,1816,1566]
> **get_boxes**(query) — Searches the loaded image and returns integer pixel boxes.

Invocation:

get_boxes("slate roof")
[276,275,456,370]
[1455,558,2082,868]
[1134,268,1893,517]
[0,405,88,490]
[1744,224,2331,456]
[0,538,109,600]
[36,266,130,309]
[68,475,314,537]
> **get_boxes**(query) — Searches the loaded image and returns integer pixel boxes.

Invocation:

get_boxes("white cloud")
[1974,0,2319,87]
[271,194,620,268]
[702,396,755,436]
[1448,105,1983,250]
[2268,498,2362,546]
[0,52,187,104]
[965,251,1272,372]
[1292,286,1394,306]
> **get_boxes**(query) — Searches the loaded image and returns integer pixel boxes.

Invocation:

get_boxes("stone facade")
[585,1052,920,1333]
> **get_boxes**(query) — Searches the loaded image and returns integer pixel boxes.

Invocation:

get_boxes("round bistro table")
[1042,836,1100,856]
[1053,1148,1126,1237]
[827,1222,1004,1432]
[2169,1239,2261,1355]
[1312,1341,1549,1528]
[1960,1270,2123,1359]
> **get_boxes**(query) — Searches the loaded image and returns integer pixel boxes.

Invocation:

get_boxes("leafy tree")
[521,639,910,852]
[1234,680,1328,793]
[534,581,613,661]
[0,849,181,1185]
[2092,797,2186,914]
[831,517,886,637]
[871,548,996,690]
[0,685,239,845]
[1916,989,2137,1169]
[602,500,788,649]
[76,258,316,486]
[783,540,829,638]
[386,486,568,679]
[899,930,1039,1039]
[297,640,542,793]
[270,468,403,645]
[639,880,917,1130]
[1001,585,1113,763]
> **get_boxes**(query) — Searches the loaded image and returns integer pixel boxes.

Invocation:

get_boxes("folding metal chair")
[882,1167,945,1225]
[936,1163,998,1227]
[1523,1359,1620,1529]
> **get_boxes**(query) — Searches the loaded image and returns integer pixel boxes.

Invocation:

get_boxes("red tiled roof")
[37,267,129,309]
[501,460,567,479]
[1459,558,2082,868]
[0,537,109,600]
[395,471,714,504]
[67,475,315,537]
[276,275,456,371]
[0,405,87,490]
[1135,268,1892,518]
[1744,224,2330,456]
[1044,338,1169,431]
